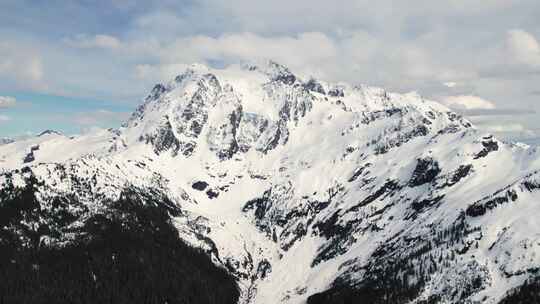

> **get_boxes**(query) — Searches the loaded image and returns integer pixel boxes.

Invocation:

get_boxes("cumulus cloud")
[0,96,17,108]
[65,34,122,50]
[506,29,540,67]
[166,32,336,69]
[175,0,515,35]
[441,95,496,110]
[483,29,540,79]
[131,29,469,89]
[0,42,44,88]
[128,32,344,82]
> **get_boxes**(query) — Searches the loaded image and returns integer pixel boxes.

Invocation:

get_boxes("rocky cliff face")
[1,61,540,304]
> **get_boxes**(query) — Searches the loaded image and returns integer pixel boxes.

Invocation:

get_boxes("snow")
[2,61,540,303]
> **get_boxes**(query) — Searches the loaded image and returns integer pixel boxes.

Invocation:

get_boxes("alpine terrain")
[1,61,540,304]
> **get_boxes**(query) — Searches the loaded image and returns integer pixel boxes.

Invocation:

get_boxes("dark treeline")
[306,284,441,304]
[307,214,482,304]
[0,179,239,304]
[499,277,540,304]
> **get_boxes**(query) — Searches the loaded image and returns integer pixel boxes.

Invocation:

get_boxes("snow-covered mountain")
[1,61,540,303]
[0,137,14,146]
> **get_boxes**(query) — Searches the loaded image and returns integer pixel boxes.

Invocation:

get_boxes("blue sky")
[0,92,132,136]
[1,0,540,141]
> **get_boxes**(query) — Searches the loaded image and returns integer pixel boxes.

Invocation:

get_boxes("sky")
[1,0,540,143]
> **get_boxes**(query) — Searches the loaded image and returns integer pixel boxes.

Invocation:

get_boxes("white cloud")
[130,32,340,82]
[443,82,458,88]
[441,95,496,110]
[132,30,467,88]
[0,115,10,122]
[0,96,16,108]
[0,42,44,87]
[168,32,337,68]
[483,123,528,133]
[65,34,122,50]
[506,29,540,66]
[72,110,130,126]
[134,63,190,81]
[135,11,186,32]
[183,0,514,35]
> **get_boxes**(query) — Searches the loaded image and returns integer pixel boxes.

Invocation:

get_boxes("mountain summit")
[1,61,540,303]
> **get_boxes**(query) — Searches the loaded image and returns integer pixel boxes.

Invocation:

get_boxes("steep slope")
[0,166,239,304]
[1,61,540,303]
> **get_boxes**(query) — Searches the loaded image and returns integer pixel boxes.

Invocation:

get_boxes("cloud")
[65,34,122,50]
[0,96,16,108]
[166,32,337,68]
[483,123,530,133]
[443,82,458,88]
[0,115,10,122]
[130,32,341,82]
[475,121,537,142]
[72,110,130,126]
[441,95,496,110]
[506,29,540,67]
[482,29,540,79]
[0,42,44,88]
[172,0,515,36]
[131,29,471,90]
[461,108,536,116]
[134,63,190,81]
[3,1,537,100]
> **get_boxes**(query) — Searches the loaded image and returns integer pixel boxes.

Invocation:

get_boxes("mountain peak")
[121,61,473,161]
[240,60,296,82]
[0,137,14,145]
[38,129,63,137]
